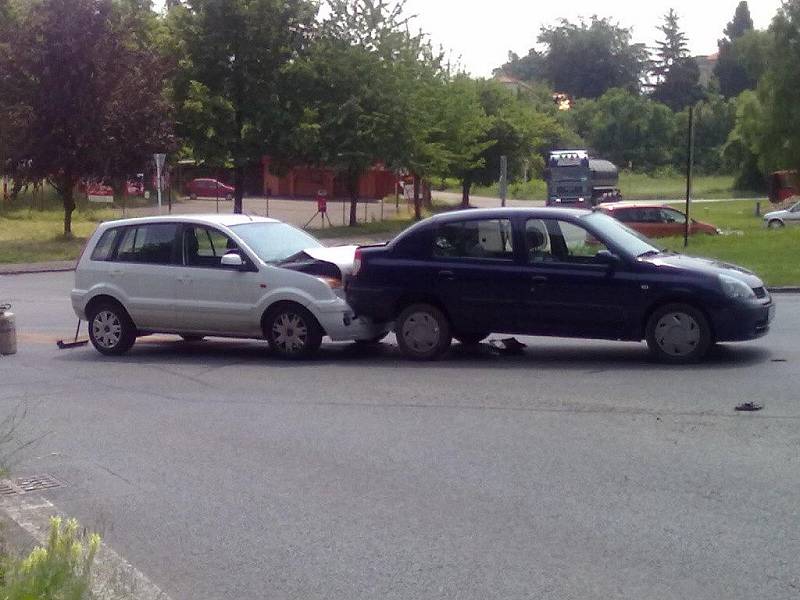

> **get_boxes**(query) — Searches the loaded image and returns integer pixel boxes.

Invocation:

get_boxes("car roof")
[424,207,592,224]
[599,201,674,211]
[98,213,279,229]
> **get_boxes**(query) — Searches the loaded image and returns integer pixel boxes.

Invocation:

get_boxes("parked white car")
[764,200,800,228]
[71,214,389,358]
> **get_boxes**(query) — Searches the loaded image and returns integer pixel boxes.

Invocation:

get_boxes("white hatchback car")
[72,214,389,358]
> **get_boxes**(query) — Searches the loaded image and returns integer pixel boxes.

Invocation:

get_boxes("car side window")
[90,228,120,261]
[432,219,514,260]
[660,208,686,224]
[183,225,241,268]
[528,219,611,265]
[614,209,634,223]
[115,224,178,265]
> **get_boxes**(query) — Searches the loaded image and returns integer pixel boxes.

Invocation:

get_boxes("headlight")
[719,274,755,300]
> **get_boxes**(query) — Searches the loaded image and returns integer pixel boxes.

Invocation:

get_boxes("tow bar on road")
[56,319,89,350]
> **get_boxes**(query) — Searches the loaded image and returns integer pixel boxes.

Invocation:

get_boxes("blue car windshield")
[230,222,322,263]
[581,212,661,257]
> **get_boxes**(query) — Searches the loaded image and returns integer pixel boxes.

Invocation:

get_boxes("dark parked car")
[185,178,235,200]
[346,208,775,363]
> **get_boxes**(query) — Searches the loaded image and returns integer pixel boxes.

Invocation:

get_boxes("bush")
[1,517,100,600]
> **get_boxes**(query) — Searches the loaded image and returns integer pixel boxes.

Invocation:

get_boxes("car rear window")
[115,224,178,265]
[90,228,120,261]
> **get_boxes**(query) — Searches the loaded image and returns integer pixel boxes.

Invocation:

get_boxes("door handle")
[530,275,548,283]
[109,269,123,277]
[437,270,455,281]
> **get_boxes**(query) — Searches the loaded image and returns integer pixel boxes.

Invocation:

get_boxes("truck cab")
[545,150,621,207]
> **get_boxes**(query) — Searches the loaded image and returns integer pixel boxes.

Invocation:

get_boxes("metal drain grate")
[0,481,17,496]
[14,474,64,492]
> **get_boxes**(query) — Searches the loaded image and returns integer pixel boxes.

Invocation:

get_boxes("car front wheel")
[645,303,712,364]
[768,219,784,229]
[88,302,136,356]
[264,304,323,359]
[396,303,451,360]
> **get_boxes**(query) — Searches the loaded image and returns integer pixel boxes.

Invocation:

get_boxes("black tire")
[87,302,136,356]
[263,303,323,359]
[645,303,712,364]
[179,335,205,342]
[454,332,489,345]
[768,219,784,229]
[395,303,451,360]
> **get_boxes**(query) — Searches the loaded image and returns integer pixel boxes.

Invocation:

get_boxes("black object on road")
[57,319,89,349]
[735,402,763,412]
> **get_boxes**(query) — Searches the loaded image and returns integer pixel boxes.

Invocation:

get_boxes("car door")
[517,217,638,339]
[110,223,180,330]
[174,224,264,335]
[660,207,687,236]
[785,202,800,225]
[425,217,521,334]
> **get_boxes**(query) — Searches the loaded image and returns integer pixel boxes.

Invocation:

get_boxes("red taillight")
[352,248,363,276]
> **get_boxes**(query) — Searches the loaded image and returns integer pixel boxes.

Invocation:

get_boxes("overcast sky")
[398,0,783,76]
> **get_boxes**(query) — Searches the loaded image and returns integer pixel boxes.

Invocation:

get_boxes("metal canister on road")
[0,303,17,356]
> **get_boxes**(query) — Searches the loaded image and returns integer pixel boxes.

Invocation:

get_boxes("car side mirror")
[596,249,622,266]
[221,253,245,270]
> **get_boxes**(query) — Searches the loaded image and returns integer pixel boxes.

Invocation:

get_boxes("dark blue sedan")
[346,208,775,363]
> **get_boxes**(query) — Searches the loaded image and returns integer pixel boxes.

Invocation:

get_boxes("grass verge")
[661,200,799,287]
[448,173,760,201]
[0,208,116,264]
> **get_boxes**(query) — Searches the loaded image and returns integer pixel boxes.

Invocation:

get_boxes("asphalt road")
[0,272,798,599]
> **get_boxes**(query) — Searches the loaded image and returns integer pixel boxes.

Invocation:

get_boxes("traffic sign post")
[499,155,508,208]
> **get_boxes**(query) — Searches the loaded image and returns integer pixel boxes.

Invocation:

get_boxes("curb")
[0,493,171,600]
[768,287,800,294]
[0,263,75,276]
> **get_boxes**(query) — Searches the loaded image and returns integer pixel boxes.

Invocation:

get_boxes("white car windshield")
[230,222,323,264]
[581,212,662,257]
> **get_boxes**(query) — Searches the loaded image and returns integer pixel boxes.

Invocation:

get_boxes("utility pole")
[683,106,695,249]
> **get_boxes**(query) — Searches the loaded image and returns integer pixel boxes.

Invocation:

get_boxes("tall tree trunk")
[422,178,433,210]
[413,173,421,221]
[63,177,76,238]
[348,169,359,227]
[233,165,245,214]
[461,177,472,209]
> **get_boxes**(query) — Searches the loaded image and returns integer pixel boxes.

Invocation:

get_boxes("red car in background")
[598,202,720,238]
[185,178,235,200]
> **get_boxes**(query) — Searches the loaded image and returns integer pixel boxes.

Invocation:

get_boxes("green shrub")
[1,516,100,600]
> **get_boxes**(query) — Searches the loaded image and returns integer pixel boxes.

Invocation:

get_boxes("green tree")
[651,9,703,110]
[651,9,688,84]
[673,96,736,173]
[714,1,757,97]
[0,0,174,235]
[296,0,423,226]
[723,90,767,189]
[512,17,648,98]
[581,88,675,170]
[456,79,560,207]
[171,0,317,214]
[741,0,800,175]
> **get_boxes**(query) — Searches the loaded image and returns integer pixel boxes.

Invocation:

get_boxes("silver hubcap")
[272,313,308,354]
[92,311,122,349]
[402,311,440,353]
[655,312,701,357]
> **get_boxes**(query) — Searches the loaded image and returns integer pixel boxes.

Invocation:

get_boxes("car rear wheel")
[645,303,712,364]
[88,302,136,356]
[264,304,323,360]
[189,193,197,200]
[454,332,489,345]
[396,303,451,360]
[768,219,784,229]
